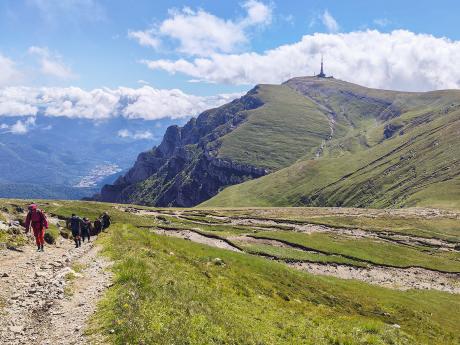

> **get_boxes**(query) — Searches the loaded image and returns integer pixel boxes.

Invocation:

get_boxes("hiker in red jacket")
[25,203,48,252]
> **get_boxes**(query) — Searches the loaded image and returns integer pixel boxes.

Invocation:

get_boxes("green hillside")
[203,79,460,209]
[217,84,331,170]
[2,199,456,344]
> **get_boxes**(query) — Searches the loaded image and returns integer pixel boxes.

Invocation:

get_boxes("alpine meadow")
[0,1,459,345]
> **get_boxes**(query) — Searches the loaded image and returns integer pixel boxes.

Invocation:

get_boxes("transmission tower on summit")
[316,55,326,78]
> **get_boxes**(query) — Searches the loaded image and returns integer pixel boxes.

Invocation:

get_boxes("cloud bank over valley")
[0,86,242,120]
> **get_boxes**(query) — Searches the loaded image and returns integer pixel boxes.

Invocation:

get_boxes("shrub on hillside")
[44,224,60,244]
[44,232,55,244]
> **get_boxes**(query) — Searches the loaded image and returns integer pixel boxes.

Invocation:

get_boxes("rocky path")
[0,236,112,345]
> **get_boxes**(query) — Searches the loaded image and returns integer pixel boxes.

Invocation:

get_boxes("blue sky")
[1,0,460,122]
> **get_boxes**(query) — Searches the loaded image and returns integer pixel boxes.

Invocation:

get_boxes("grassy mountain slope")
[11,199,456,344]
[217,84,331,170]
[203,79,460,208]
[97,224,458,344]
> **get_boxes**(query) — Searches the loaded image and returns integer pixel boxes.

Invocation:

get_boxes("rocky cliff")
[94,87,269,206]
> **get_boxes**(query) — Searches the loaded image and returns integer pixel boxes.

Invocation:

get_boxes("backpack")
[28,209,46,228]
[102,215,111,229]
[69,216,81,231]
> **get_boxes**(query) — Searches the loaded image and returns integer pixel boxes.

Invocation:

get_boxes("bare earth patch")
[231,234,460,293]
[152,228,241,252]
[289,262,460,293]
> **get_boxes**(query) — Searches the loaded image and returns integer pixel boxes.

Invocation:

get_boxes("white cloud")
[29,46,76,80]
[158,8,245,56]
[1,117,36,135]
[0,87,39,115]
[41,58,75,79]
[0,86,242,120]
[128,29,160,48]
[321,10,339,33]
[117,129,130,138]
[129,1,272,56]
[135,131,153,139]
[143,30,460,91]
[241,0,273,26]
[117,129,154,140]
[119,87,242,120]
[0,101,38,116]
[0,54,23,87]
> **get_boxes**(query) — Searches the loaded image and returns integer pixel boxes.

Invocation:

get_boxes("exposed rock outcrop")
[383,122,404,139]
[94,87,267,206]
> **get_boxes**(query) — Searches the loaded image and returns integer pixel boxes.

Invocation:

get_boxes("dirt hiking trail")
[0,232,112,345]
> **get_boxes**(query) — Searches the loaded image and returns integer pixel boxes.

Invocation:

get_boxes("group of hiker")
[68,212,111,248]
[24,203,111,252]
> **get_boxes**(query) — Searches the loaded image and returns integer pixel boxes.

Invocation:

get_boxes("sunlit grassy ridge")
[96,77,459,208]
[204,79,460,209]
[217,84,331,170]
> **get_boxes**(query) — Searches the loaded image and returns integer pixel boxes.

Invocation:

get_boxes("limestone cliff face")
[94,87,268,206]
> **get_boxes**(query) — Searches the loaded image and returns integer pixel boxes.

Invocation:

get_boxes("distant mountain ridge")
[96,77,460,208]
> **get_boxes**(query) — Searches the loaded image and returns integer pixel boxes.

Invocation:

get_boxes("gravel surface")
[0,234,112,345]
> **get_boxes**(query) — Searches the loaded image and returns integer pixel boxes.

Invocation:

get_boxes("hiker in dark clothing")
[69,214,83,248]
[81,218,92,243]
[93,218,102,235]
[100,212,111,230]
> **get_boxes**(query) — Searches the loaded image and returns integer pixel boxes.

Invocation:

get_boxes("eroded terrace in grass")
[116,206,460,293]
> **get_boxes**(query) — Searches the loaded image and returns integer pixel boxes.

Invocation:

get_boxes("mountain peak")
[95,76,460,208]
